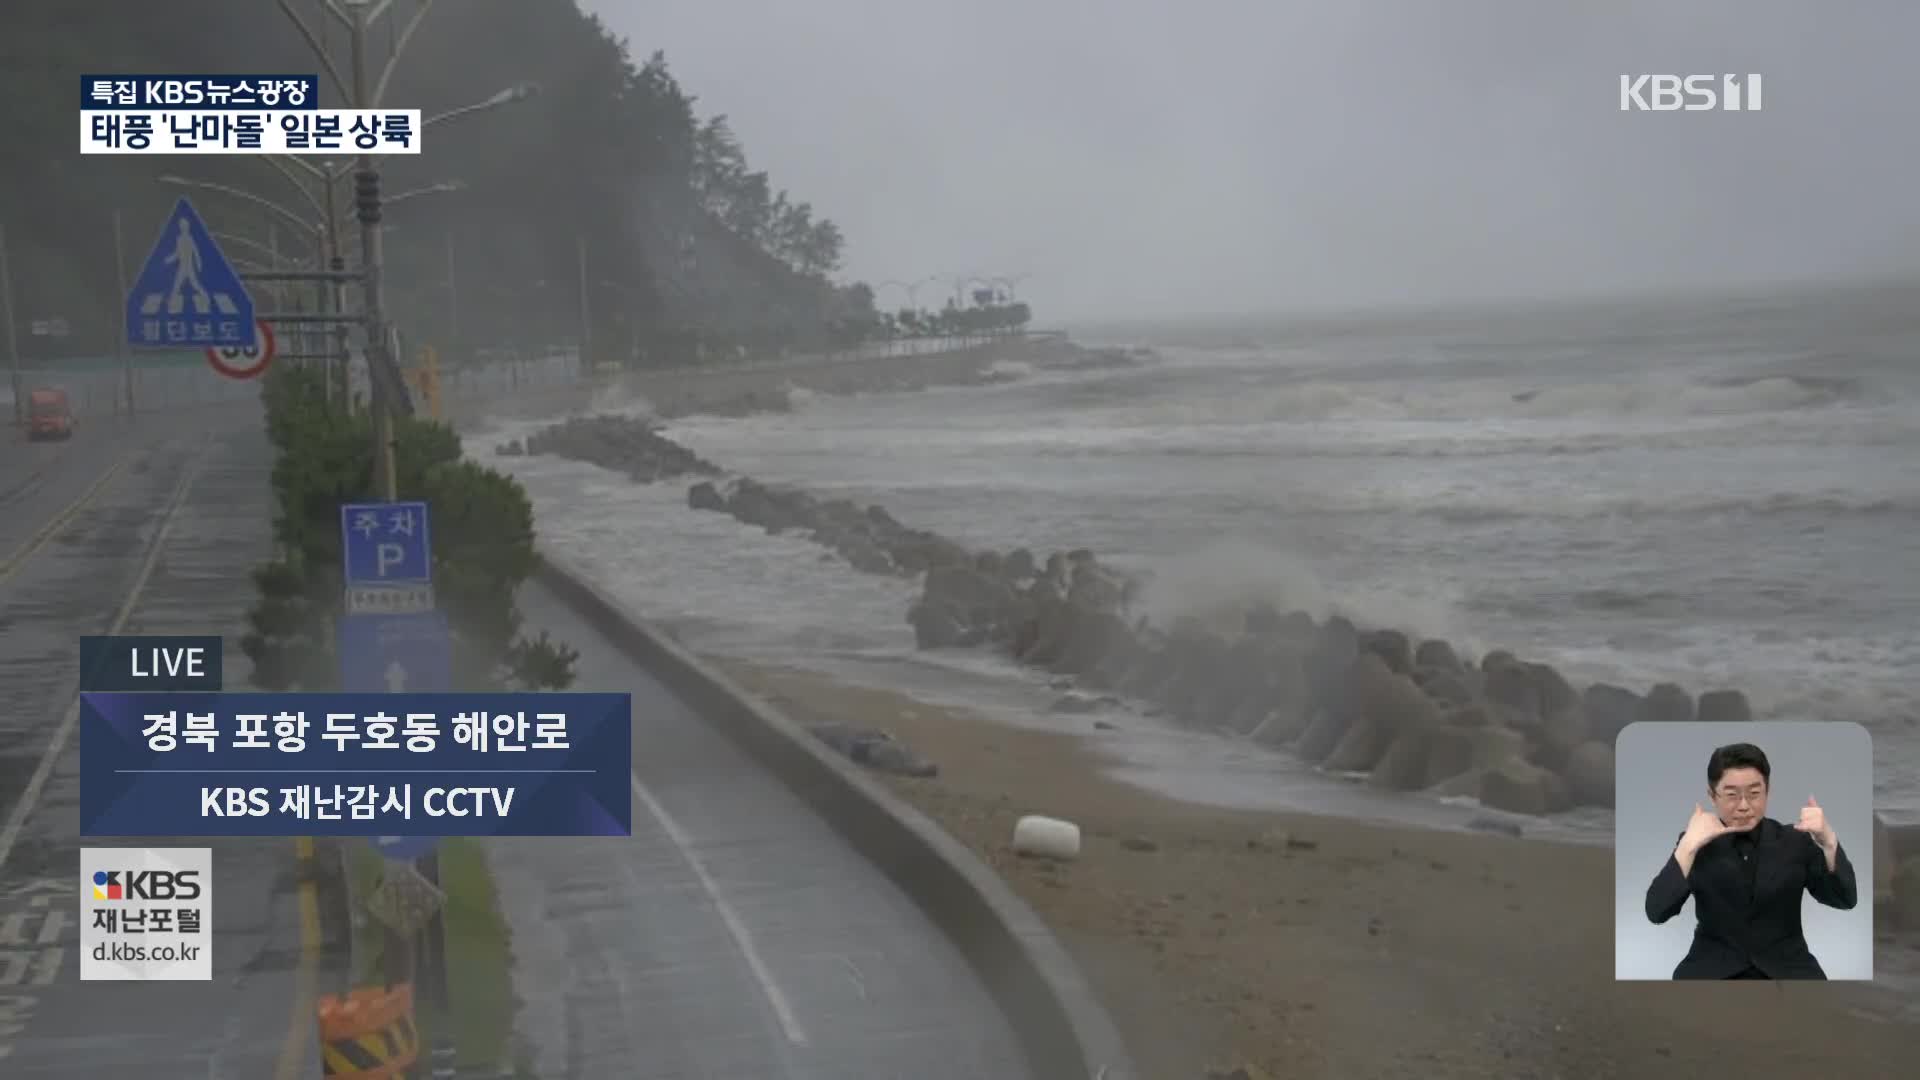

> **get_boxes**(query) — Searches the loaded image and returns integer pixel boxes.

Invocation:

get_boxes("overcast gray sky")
[585,1,1920,323]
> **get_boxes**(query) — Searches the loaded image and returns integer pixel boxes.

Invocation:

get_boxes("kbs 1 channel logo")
[1619,74,1763,112]
[79,847,213,982]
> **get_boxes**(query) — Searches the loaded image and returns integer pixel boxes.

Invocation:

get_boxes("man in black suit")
[1645,742,1859,979]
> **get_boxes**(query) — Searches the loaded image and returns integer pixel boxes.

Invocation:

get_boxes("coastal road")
[1,412,1039,1078]
[491,584,1034,1079]
[0,414,331,1078]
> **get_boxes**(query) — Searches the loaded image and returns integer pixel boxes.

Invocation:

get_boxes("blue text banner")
[80,693,631,837]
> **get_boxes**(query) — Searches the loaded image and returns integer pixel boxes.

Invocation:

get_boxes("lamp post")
[385,181,466,206]
[272,14,538,1078]
[0,225,22,426]
[334,0,402,498]
[279,0,538,498]
[156,174,316,235]
[112,211,133,416]
[426,82,539,129]
[990,273,1030,301]
[575,235,591,374]
[212,228,314,264]
[443,229,457,357]
[874,275,944,352]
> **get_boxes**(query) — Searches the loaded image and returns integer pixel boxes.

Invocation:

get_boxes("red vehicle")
[26,387,75,441]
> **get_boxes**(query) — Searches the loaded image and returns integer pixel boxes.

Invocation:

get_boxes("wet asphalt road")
[496,583,1032,1079]
[0,412,1037,1079]
[0,414,325,1079]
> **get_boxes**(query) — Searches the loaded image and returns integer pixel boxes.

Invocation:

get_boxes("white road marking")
[629,773,809,1047]
[0,439,208,876]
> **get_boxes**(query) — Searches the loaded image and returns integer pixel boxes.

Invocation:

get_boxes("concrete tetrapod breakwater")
[507,413,1920,911]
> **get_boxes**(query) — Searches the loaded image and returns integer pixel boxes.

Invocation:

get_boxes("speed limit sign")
[206,319,276,379]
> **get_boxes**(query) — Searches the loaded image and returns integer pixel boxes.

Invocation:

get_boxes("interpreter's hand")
[1680,803,1731,854]
[1793,796,1837,851]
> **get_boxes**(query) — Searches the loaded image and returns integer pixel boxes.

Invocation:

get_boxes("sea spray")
[1128,538,1483,655]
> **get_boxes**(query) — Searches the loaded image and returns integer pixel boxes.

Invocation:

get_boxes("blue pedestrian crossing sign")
[125,197,256,350]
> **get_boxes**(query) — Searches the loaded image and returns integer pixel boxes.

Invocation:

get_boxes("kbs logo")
[1619,74,1763,112]
[91,868,203,901]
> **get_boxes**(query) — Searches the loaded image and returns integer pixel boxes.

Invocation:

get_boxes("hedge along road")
[0,411,333,1079]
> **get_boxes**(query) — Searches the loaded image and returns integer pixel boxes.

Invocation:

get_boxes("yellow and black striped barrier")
[318,984,420,1078]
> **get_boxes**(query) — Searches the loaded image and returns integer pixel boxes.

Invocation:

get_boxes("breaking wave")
[1091,370,1880,429]
[1128,538,1483,651]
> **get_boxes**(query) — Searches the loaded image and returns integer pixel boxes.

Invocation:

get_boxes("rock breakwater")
[516,413,1776,818]
[497,414,724,482]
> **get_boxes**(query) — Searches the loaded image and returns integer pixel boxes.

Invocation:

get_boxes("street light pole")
[576,234,591,375]
[348,0,399,501]
[444,229,457,354]
[278,0,529,416]
[156,174,316,235]
[0,224,22,426]
[246,154,352,392]
[112,211,134,418]
[266,223,297,361]
[317,168,351,407]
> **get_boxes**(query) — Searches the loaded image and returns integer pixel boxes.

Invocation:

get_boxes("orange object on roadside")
[316,983,420,1077]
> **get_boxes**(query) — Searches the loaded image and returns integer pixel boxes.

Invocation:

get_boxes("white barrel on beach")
[1012,815,1081,860]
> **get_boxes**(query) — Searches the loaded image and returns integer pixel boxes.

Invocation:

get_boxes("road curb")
[532,553,1136,1080]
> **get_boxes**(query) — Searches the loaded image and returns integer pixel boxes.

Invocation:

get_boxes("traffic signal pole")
[353,167,399,501]
[348,2,399,501]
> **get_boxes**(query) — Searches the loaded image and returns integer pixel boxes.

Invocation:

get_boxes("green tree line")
[880,301,1033,340]
[0,0,887,367]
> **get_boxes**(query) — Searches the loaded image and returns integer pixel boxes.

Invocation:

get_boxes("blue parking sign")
[341,501,432,586]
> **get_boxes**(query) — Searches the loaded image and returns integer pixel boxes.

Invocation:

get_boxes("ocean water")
[474,281,1920,835]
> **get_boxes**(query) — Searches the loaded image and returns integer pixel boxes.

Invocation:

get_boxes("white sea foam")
[474,294,1920,823]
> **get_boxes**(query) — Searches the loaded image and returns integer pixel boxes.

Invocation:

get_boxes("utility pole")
[320,169,351,408]
[350,24,442,1077]
[266,222,281,311]
[0,224,22,426]
[265,223,305,367]
[575,234,591,376]
[112,211,135,418]
[348,1,398,500]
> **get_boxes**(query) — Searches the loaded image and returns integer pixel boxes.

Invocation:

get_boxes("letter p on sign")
[377,542,406,576]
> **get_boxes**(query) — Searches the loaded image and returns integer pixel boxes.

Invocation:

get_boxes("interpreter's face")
[1710,767,1768,830]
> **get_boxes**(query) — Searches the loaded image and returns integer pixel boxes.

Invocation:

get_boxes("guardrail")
[531,553,1135,1080]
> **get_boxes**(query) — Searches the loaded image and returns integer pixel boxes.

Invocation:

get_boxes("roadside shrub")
[242,363,577,691]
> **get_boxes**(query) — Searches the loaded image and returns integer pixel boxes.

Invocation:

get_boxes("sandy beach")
[714,659,1919,1080]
